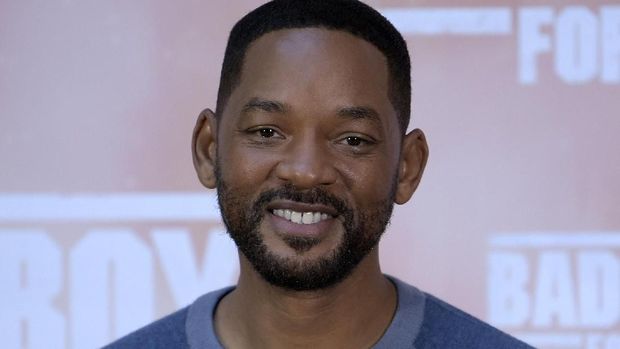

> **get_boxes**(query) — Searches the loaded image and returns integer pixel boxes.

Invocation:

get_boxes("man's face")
[213,28,405,291]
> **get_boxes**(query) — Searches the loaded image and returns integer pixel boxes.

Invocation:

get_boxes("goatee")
[216,173,395,291]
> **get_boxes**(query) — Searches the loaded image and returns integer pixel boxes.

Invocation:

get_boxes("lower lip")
[266,211,337,238]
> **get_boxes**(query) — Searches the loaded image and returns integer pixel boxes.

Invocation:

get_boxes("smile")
[271,209,331,225]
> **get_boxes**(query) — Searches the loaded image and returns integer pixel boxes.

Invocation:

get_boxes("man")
[107,1,532,348]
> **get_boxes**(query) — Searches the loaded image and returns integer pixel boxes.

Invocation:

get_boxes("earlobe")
[395,129,429,204]
[192,109,218,189]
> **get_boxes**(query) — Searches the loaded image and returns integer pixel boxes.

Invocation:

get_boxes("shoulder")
[102,286,233,349]
[102,307,190,349]
[415,293,533,349]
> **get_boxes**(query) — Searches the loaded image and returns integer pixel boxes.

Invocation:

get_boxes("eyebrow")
[241,98,382,125]
[241,98,289,114]
[337,106,381,124]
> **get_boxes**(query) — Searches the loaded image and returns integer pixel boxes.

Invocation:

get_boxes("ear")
[192,109,218,189]
[395,128,429,204]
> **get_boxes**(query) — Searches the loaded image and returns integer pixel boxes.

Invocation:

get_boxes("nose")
[274,135,338,189]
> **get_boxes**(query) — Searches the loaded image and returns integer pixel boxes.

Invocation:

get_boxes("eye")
[243,126,285,145]
[246,127,282,138]
[336,134,377,154]
[258,128,276,138]
[340,135,373,147]
[345,136,364,146]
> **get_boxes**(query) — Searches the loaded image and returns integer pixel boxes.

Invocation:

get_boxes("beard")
[216,170,396,291]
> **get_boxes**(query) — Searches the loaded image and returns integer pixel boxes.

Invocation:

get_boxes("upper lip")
[266,200,339,216]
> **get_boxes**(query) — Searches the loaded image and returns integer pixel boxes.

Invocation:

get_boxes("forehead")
[223,28,397,129]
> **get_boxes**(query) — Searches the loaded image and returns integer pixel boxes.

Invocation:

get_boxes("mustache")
[253,184,349,216]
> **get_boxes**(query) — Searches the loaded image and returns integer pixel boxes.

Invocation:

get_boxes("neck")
[215,249,397,349]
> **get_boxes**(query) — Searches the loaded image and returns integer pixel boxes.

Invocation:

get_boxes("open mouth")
[271,209,332,225]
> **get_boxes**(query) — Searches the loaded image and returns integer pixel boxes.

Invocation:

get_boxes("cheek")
[338,158,399,205]
[345,139,400,183]
[218,144,279,188]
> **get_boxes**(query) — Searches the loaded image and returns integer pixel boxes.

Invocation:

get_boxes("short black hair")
[215,0,411,134]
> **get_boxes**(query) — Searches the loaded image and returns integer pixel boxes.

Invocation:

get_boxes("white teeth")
[302,212,313,224]
[272,209,331,225]
[291,211,302,224]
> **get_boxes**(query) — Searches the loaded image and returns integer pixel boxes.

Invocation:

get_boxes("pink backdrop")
[1,1,619,348]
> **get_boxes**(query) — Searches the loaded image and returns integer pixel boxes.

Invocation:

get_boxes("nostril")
[274,159,337,188]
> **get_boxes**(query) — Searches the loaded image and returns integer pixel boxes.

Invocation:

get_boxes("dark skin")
[193,28,428,348]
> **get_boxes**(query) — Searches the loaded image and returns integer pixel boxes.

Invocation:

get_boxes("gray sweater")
[104,276,533,348]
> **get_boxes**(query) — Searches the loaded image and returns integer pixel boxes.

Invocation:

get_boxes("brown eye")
[244,126,284,143]
[337,134,377,154]
[259,128,275,138]
[345,136,363,146]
